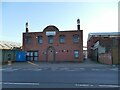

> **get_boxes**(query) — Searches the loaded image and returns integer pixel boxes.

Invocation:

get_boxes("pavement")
[1,59,119,73]
[1,59,118,69]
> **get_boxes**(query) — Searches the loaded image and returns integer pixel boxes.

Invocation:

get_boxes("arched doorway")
[46,46,55,62]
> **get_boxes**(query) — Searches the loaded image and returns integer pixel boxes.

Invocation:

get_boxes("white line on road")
[75,84,90,87]
[2,67,119,72]
[75,84,120,88]
[73,68,85,71]
[3,82,39,85]
[60,67,69,70]
[99,84,120,88]
[67,69,77,71]
[27,61,39,67]
[33,69,42,71]
[59,67,85,71]
[0,69,5,71]
[22,68,33,71]
[109,68,118,71]
[91,69,100,71]
[2,69,18,72]
[79,68,85,70]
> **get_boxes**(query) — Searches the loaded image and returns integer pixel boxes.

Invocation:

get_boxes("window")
[48,35,53,44]
[59,35,65,43]
[73,34,79,43]
[27,51,38,61]
[37,36,43,44]
[26,36,31,44]
[33,51,38,61]
[27,52,33,61]
[74,50,79,59]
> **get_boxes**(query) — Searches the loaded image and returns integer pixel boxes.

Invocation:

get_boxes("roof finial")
[26,22,29,33]
[26,22,28,28]
[77,18,80,25]
[77,19,80,30]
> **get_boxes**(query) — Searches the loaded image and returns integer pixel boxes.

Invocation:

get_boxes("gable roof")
[0,41,21,50]
[87,32,120,41]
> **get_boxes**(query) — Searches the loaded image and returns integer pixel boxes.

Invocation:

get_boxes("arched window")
[59,35,65,43]
[73,34,79,43]
[37,35,43,44]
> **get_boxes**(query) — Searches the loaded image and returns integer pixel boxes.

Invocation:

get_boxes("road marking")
[60,67,69,70]
[67,69,77,71]
[91,69,100,71]
[72,68,85,71]
[75,84,90,87]
[98,84,120,88]
[33,69,42,71]
[2,68,18,72]
[2,67,119,72]
[27,61,39,67]
[79,68,85,70]
[3,82,39,85]
[90,85,94,87]
[2,68,44,72]
[75,84,120,88]
[59,67,85,71]
[109,68,118,71]
[0,69,6,71]
[22,68,34,71]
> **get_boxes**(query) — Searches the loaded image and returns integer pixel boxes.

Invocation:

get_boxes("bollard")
[8,61,12,65]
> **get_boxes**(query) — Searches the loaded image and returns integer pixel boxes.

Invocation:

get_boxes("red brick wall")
[98,53,112,65]
[23,26,83,62]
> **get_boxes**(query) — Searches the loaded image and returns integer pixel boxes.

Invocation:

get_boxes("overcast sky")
[1,0,119,46]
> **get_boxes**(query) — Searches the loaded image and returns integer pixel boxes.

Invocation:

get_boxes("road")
[1,60,120,88]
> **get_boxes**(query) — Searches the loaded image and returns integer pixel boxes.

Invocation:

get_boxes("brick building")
[23,19,83,62]
[87,32,120,65]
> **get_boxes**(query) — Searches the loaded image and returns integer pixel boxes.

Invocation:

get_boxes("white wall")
[98,45,105,54]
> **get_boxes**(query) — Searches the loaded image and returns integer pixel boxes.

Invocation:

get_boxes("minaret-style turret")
[26,22,29,33]
[77,19,80,30]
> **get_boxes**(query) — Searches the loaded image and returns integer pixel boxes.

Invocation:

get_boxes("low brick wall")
[98,53,112,65]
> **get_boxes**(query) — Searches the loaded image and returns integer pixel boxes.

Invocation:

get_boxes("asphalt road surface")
[1,60,120,88]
